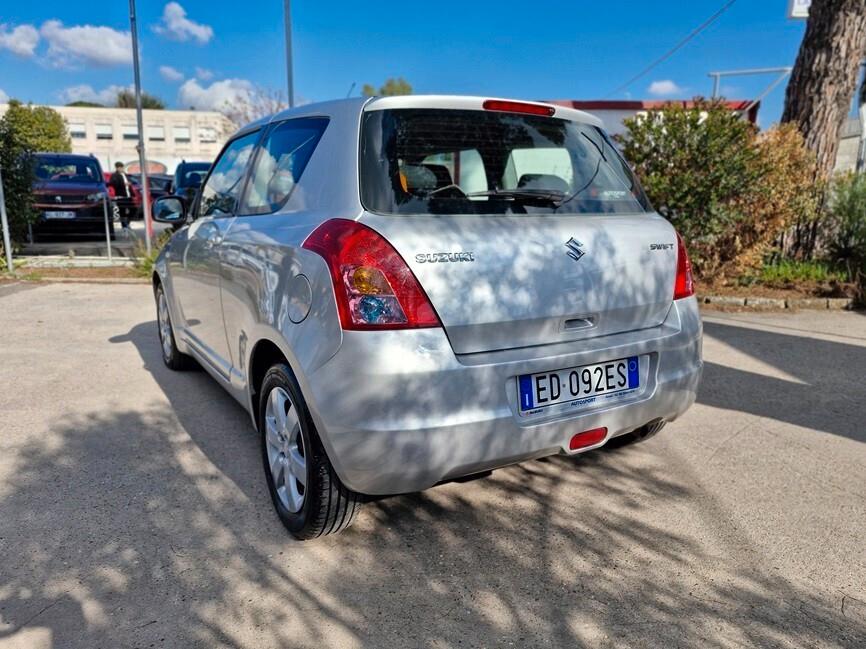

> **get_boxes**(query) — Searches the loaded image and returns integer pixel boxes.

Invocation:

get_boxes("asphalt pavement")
[0,282,864,648]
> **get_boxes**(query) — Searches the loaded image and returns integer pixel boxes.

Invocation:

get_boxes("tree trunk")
[782,0,866,180]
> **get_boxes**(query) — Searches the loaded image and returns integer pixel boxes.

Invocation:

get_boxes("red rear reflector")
[674,231,695,300]
[569,427,608,451]
[482,99,555,117]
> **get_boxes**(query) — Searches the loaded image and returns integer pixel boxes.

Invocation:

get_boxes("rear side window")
[241,117,329,215]
[360,108,650,216]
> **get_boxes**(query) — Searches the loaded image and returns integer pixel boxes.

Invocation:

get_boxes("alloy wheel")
[264,386,307,513]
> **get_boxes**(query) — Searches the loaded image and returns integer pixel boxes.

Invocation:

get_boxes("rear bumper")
[306,297,702,495]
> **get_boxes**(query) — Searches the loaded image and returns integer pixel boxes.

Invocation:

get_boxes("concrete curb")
[700,295,857,311]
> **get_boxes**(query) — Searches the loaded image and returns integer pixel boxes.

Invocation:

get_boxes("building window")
[173,126,191,144]
[95,124,113,140]
[199,127,216,143]
[147,125,165,142]
[122,125,139,141]
[68,123,86,139]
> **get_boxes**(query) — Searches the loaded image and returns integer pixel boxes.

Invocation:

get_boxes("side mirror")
[153,196,186,228]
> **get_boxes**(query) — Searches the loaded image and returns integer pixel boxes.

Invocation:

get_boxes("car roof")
[234,95,603,137]
[35,152,99,160]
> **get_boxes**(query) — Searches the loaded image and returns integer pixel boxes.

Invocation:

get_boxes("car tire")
[259,363,362,540]
[155,283,196,371]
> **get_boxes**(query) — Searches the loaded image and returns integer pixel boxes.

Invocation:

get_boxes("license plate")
[43,211,76,219]
[518,356,640,413]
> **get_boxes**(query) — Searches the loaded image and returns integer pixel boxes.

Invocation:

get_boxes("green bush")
[132,231,172,278]
[0,100,72,245]
[740,259,847,286]
[826,172,866,303]
[619,102,818,278]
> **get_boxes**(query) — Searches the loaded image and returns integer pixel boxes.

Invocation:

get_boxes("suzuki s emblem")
[54,195,62,204]
[565,237,585,261]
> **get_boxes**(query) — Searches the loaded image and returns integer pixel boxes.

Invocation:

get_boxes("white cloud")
[160,65,184,82]
[647,80,684,97]
[41,20,131,67]
[195,66,213,81]
[0,23,39,57]
[153,3,213,44]
[177,78,253,111]
[60,83,132,105]
[0,88,8,103]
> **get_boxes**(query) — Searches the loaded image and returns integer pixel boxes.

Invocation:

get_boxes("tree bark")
[782,0,866,180]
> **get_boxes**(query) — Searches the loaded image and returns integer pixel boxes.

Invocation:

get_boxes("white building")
[0,103,234,175]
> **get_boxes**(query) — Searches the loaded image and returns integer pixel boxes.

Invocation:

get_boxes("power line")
[604,0,739,99]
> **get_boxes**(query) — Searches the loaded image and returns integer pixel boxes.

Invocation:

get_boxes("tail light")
[302,219,441,330]
[674,231,695,300]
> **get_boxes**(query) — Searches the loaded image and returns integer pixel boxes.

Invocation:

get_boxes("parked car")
[171,161,211,204]
[32,153,112,240]
[151,96,703,540]
[130,173,173,203]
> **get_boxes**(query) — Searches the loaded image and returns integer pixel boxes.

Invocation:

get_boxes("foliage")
[132,230,173,278]
[221,86,287,128]
[1,100,71,153]
[66,101,104,108]
[620,101,818,277]
[0,100,72,245]
[361,78,412,97]
[727,124,820,272]
[116,89,166,110]
[826,171,866,303]
[741,260,847,286]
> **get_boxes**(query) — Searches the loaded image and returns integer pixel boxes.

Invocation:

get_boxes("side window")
[241,117,329,215]
[197,131,259,218]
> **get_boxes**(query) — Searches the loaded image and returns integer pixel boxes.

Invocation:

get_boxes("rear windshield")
[360,108,650,216]
[34,156,102,185]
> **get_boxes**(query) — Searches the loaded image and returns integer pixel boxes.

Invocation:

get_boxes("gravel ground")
[0,282,864,649]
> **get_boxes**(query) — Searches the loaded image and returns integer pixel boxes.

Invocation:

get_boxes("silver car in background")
[151,96,702,539]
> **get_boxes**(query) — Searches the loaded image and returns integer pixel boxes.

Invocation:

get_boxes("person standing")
[108,162,134,237]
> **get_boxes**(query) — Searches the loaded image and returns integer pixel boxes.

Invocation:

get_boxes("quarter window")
[241,117,328,215]
[197,131,259,218]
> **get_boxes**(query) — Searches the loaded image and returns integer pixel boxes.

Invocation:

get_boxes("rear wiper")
[465,189,566,204]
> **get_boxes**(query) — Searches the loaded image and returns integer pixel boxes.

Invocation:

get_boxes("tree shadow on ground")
[699,320,866,443]
[0,317,863,647]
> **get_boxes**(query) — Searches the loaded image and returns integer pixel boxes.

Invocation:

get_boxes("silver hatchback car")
[151,95,702,539]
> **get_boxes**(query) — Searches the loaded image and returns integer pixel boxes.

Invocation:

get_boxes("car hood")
[34,181,104,195]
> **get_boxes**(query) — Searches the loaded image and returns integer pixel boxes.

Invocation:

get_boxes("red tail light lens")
[674,231,695,300]
[482,99,555,116]
[302,219,441,330]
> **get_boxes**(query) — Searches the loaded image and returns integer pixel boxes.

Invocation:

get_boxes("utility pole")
[284,0,295,108]
[129,0,153,254]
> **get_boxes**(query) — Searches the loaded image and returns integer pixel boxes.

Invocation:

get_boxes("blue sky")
[0,1,810,126]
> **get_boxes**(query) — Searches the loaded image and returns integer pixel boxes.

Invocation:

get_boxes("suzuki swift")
[151,96,703,539]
